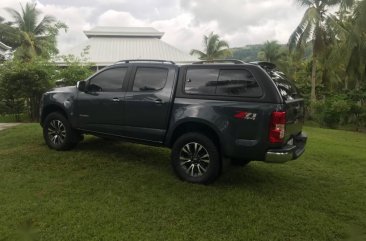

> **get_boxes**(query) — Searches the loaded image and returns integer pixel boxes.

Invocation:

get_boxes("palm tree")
[5,2,67,61]
[0,16,20,49]
[259,40,283,63]
[288,0,353,102]
[341,0,366,91]
[190,32,231,60]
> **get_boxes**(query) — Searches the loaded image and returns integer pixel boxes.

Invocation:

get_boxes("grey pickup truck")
[40,59,307,184]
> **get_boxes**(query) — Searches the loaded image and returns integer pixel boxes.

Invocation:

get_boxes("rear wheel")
[171,132,221,184]
[43,112,80,151]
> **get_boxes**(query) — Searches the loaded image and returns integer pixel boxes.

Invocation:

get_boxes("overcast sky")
[0,0,306,53]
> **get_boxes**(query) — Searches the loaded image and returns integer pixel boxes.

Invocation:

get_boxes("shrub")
[56,47,95,86]
[0,59,55,121]
[313,94,366,129]
[313,98,339,128]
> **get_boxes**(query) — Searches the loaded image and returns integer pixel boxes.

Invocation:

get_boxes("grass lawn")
[0,124,365,241]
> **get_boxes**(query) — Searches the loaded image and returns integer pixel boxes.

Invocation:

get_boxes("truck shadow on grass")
[73,137,329,194]
[75,137,171,166]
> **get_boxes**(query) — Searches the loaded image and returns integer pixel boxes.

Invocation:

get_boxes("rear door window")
[133,67,168,92]
[216,69,262,97]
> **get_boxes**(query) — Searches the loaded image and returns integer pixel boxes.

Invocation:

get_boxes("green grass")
[0,125,365,241]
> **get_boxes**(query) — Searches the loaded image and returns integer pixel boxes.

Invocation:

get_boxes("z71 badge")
[234,111,257,120]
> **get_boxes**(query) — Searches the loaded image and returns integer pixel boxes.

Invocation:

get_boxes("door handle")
[154,99,163,104]
[112,97,120,102]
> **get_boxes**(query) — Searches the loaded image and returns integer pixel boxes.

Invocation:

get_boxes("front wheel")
[171,132,221,184]
[43,112,79,151]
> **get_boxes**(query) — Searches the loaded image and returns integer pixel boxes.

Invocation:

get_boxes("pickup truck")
[40,59,307,184]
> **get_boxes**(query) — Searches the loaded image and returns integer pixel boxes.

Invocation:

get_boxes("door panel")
[77,91,125,135]
[123,66,177,142]
[76,67,129,135]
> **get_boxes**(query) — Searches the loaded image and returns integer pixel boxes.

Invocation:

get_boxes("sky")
[0,0,306,53]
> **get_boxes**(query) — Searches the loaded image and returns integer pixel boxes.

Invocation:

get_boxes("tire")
[171,132,221,184]
[43,112,79,151]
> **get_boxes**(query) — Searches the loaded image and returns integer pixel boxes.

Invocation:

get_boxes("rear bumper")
[265,132,307,163]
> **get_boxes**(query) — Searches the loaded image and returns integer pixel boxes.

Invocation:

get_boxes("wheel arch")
[41,104,68,126]
[167,120,222,153]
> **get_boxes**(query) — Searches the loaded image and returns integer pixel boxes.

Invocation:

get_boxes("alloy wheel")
[48,120,66,145]
[179,142,210,177]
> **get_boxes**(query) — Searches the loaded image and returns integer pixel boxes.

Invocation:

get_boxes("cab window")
[88,68,127,92]
[132,67,168,92]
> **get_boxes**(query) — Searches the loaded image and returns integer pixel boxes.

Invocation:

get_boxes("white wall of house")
[0,41,12,60]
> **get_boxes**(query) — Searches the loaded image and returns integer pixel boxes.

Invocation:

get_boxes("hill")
[230,45,264,62]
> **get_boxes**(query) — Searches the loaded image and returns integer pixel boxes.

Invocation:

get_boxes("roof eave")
[83,31,164,39]
[0,41,11,50]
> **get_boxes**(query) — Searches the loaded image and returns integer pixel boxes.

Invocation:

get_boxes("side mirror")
[77,80,86,92]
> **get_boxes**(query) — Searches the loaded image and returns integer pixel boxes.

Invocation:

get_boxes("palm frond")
[288,10,310,51]
[213,49,232,59]
[297,0,315,7]
[216,40,230,50]
[190,49,207,59]
[339,0,355,11]
[5,7,24,29]
[34,15,56,35]
[21,2,40,32]
[288,6,320,51]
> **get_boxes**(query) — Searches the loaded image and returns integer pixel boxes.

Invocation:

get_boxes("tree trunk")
[29,95,41,122]
[355,79,360,91]
[311,54,317,102]
[345,76,348,90]
[355,79,362,106]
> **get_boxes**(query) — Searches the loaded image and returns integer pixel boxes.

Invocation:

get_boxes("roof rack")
[193,59,245,65]
[115,59,176,65]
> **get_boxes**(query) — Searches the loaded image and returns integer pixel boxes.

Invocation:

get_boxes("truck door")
[123,65,177,142]
[76,67,129,135]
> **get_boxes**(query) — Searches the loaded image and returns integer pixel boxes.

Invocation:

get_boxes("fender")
[40,86,78,127]
[165,117,224,150]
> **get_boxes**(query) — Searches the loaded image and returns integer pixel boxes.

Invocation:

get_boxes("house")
[0,41,11,60]
[58,26,198,69]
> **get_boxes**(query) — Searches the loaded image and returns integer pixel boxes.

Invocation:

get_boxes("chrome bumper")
[265,132,307,163]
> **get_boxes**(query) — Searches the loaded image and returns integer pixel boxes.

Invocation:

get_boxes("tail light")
[269,111,286,143]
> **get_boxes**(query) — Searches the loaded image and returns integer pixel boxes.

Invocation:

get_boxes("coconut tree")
[322,0,365,91]
[0,16,20,49]
[342,0,366,91]
[5,2,67,61]
[258,40,283,63]
[288,0,354,102]
[190,32,231,60]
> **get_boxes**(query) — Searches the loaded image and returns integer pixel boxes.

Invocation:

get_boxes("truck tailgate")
[285,99,305,142]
